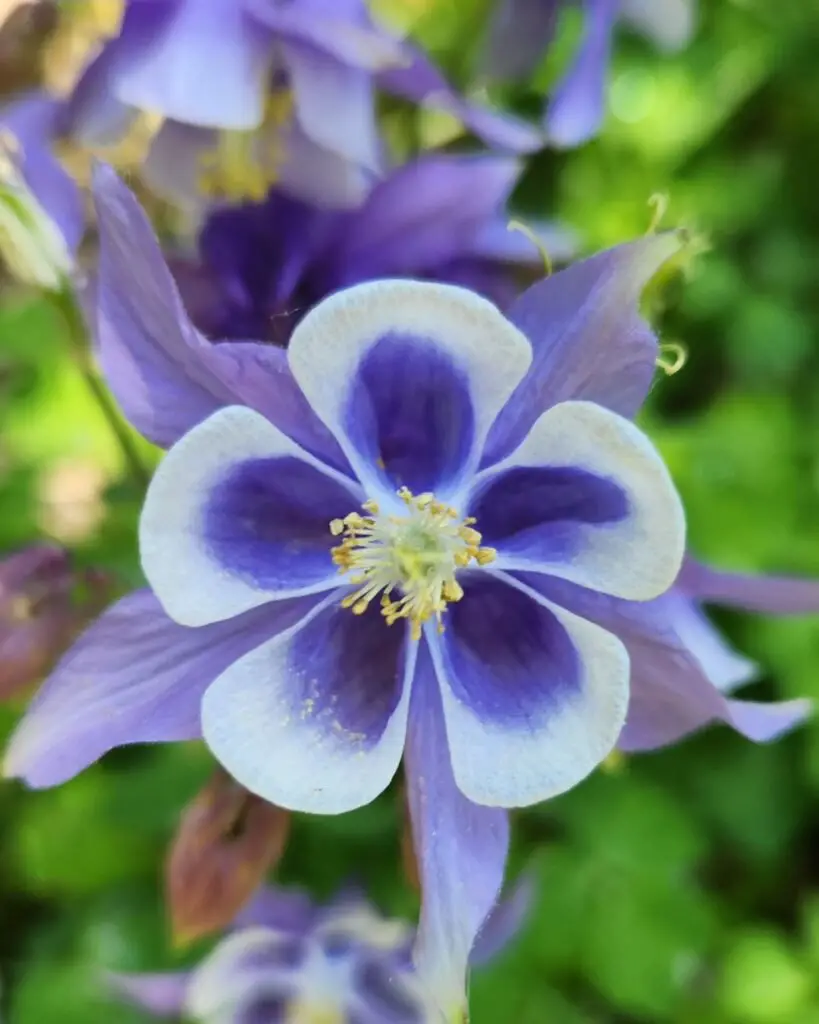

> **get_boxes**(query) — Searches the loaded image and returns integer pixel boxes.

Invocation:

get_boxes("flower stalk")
[51,284,149,490]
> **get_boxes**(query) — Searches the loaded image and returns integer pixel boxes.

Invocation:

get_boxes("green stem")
[52,285,150,490]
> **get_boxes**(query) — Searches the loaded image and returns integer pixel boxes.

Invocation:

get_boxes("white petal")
[201,597,415,814]
[286,279,532,493]
[432,571,629,807]
[139,405,359,627]
[474,400,685,600]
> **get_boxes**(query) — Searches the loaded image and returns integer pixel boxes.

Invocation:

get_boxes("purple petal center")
[204,456,352,590]
[286,602,407,748]
[344,334,476,494]
[470,465,628,559]
[443,575,580,723]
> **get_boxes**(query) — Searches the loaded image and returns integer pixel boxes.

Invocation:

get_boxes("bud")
[0,545,112,700]
[0,131,74,291]
[166,768,291,946]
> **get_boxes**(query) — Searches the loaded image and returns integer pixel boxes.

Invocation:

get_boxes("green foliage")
[3,1,819,1021]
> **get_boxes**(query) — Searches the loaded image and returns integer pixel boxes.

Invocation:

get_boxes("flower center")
[330,487,496,640]
[285,1001,345,1024]
[199,90,294,202]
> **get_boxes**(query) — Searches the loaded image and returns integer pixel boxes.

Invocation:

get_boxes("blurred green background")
[3,0,819,1021]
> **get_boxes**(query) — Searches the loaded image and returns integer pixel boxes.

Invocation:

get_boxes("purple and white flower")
[61,0,543,209]
[173,151,574,344]
[111,880,529,1023]
[132,266,685,807]
[5,167,814,1014]
[482,0,697,146]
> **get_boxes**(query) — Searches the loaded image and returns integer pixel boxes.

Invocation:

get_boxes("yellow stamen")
[329,488,496,638]
[475,547,497,566]
[285,999,345,1024]
[54,112,163,188]
[43,0,126,95]
[198,89,294,202]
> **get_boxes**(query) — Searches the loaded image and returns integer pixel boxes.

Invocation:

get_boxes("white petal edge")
[286,279,533,491]
[430,571,629,807]
[201,598,416,814]
[473,400,686,600]
[185,928,288,1019]
[139,405,361,627]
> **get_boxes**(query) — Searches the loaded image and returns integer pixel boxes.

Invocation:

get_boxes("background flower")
[0,545,112,700]
[481,0,697,145]
[18,0,544,213]
[112,879,530,1023]
[1,3,818,1024]
[172,152,573,344]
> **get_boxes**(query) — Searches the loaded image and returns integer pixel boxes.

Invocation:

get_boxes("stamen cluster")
[330,487,496,640]
[199,91,294,202]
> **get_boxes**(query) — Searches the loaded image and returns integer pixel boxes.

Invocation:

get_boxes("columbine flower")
[481,0,697,146]
[172,152,574,344]
[0,93,82,289]
[6,168,814,1014]
[5,166,687,1019]
[110,880,530,1023]
[55,0,542,210]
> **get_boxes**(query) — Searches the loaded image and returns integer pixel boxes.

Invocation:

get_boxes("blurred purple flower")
[111,879,531,1023]
[482,0,696,146]
[61,0,543,209]
[0,546,111,700]
[173,152,574,344]
[5,168,813,1012]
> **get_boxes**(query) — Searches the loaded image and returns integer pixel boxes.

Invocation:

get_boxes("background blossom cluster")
[0,2,818,1024]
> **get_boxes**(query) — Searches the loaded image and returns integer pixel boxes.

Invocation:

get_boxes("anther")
[459,527,482,546]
